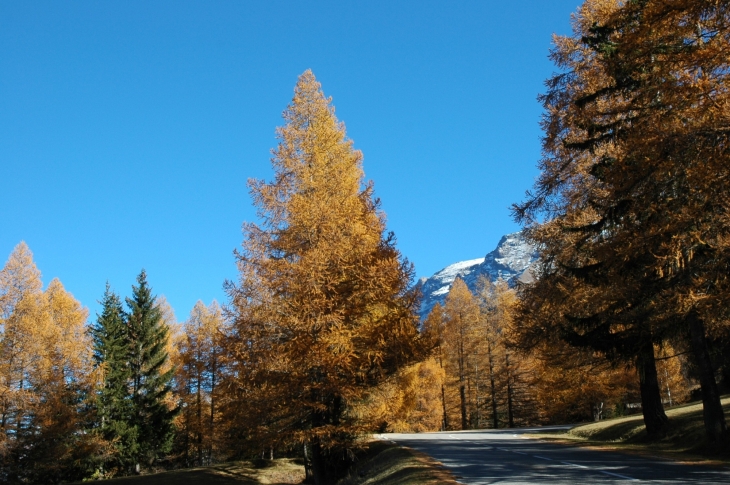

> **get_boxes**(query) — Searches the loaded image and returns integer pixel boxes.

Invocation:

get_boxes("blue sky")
[0,1,579,321]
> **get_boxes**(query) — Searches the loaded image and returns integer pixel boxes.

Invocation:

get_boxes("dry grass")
[83,441,456,485]
[534,396,730,464]
[86,459,304,485]
[337,441,458,485]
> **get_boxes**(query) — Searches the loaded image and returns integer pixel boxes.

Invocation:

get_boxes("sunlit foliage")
[224,70,425,484]
[512,0,730,441]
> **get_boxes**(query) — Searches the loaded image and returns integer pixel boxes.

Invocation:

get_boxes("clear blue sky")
[1,1,579,321]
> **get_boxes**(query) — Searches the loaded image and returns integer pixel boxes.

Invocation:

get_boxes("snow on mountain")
[415,231,538,320]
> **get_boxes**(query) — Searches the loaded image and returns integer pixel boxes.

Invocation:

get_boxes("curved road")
[383,427,730,484]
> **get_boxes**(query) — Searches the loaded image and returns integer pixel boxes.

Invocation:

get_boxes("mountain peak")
[416,231,537,319]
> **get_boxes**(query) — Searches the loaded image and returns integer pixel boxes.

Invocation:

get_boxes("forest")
[1,0,729,484]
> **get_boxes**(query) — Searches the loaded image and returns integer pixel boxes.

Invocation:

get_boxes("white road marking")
[534,455,553,461]
[599,470,636,481]
[561,461,588,469]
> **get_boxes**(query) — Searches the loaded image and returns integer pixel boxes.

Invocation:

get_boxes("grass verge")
[84,459,304,484]
[337,440,458,485]
[83,442,456,484]
[533,396,730,465]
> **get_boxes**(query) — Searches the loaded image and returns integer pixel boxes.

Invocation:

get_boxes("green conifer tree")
[125,270,176,471]
[92,284,138,475]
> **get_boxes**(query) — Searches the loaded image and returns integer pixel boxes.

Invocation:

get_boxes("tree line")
[1,1,728,481]
[0,71,427,485]
[0,246,205,482]
[394,0,729,445]
[367,273,688,435]
[347,0,729,444]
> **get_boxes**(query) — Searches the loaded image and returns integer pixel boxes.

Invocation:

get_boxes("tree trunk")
[303,444,312,481]
[308,438,330,485]
[306,404,327,485]
[459,383,468,430]
[306,399,347,485]
[436,342,448,431]
[505,353,514,428]
[441,384,449,431]
[210,355,217,465]
[474,363,480,428]
[458,324,468,430]
[688,311,728,443]
[636,341,670,439]
[183,407,190,467]
[487,342,498,429]
[197,371,202,466]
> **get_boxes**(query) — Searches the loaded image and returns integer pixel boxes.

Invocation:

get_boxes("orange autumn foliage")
[0,243,107,481]
[224,70,425,482]
[355,357,444,433]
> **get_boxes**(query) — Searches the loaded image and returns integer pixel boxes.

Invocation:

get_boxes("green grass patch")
[337,441,458,485]
[535,396,730,464]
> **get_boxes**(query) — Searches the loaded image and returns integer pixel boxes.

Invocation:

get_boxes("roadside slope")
[338,441,458,485]
[538,396,730,464]
[82,459,304,485]
[82,442,456,485]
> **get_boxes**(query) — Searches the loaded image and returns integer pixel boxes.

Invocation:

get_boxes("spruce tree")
[92,284,138,475]
[125,270,176,470]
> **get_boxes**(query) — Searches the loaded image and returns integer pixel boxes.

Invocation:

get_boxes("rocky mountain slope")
[415,231,538,319]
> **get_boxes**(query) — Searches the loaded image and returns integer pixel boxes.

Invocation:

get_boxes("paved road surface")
[384,427,730,484]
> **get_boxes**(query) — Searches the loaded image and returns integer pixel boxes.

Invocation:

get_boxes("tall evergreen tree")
[125,270,176,470]
[92,284,137,475]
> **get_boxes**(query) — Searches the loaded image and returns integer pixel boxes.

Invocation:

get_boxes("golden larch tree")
[24,278,101,482]
[0,243,104,481]
[354,357,445,433]
[0,242,45,456]
[225,70,424,484]
[441,278,480,430]
[511,0,730,441]
[422,302,449,430]
[173,300,225,466]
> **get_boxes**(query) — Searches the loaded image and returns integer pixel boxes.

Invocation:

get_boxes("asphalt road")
[383,426,730,484]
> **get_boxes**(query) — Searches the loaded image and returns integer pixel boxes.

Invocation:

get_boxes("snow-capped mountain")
[415,231,538,319]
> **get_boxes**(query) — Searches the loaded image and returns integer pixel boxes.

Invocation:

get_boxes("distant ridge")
[415,231,538,319]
